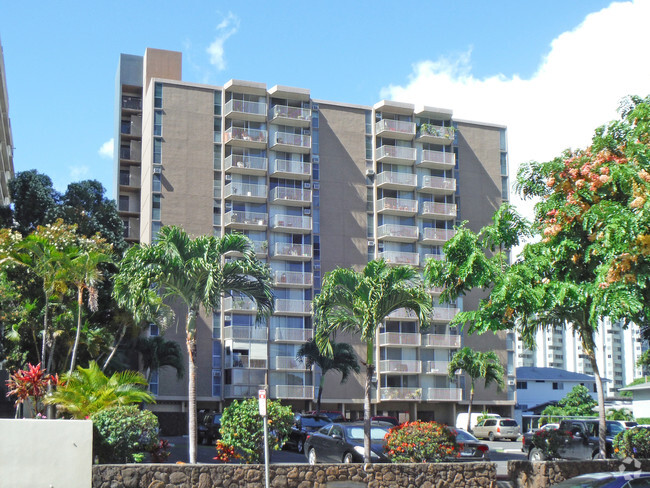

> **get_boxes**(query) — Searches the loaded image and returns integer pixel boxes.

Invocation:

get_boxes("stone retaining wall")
[93,462,497,488]
[508,459,650,488]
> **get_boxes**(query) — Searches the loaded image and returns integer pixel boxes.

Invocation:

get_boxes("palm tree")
[136,336,185,383]
[296,339,360,414]
[113,226,273,463]
[313,259,432,463]
[45,361,154,419]
[447,347,506,433]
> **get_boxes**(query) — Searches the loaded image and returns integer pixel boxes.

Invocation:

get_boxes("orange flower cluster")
[213,440,241,463]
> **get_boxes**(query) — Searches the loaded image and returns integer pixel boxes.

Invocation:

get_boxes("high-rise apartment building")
[0,37,14,206]
[114,48,515,425]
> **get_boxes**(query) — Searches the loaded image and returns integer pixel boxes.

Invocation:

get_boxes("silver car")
[473,418,520,441]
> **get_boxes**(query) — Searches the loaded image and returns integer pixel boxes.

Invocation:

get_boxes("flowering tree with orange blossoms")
[426,95,650,459]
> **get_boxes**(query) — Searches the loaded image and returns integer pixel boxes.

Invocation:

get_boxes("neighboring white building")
[516,320,647,396]
[619,382,650,420]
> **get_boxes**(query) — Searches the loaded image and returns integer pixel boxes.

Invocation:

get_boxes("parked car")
[304,421,391,464]
[539,423,560,431]
[451,429,490,460]
[371,416,399,426]
[611,420,639,429]
[550,472,650,487]
[473,418,520,441]
[284,413,332,453]
[198,412,222,445]
[306,410,345,422]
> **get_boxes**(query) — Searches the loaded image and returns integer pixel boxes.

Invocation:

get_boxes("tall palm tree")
[313,259,432,463]
[45,361,154,419]
[296,339,360,414]
[113,226,273,463]
[447,347,506,433]
[136,335,185,383]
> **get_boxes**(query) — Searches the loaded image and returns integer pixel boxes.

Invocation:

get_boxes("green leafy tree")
[219,398,294,463]
[607,408,634,421]
[425,96,650,457]
[385,421,458,463]
[613,427,650,458]
[135,335,185,383]
[296,339,360,414]
[8,170,59,235]
[541,385,597,423]
[45,361,154,419]
[447,347,505,433]
[313,259,432,463]
[113,226,273,463]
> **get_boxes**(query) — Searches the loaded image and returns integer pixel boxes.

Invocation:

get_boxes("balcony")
[223,296,257,314]
[272,327,313,342]
[271,105,311,127]
[120,118,141,138]
[427,286,445,295]
[270,159,311,180]
[378,332,421,347]
[223,326,268,341]
[423,253,444,264]
[225,357,268,369]
[225,240,268,259]
[224,182,268,203]
[119,171,140,191]
[224,384,263,398]
[425,387,462,402]
[273,385,314,400]
[224,99,267,121]
[421,228,456,245]
[387,308,419,321]
[225,155,268,175]
[377,198,417,217]
[224,127,268,149]
[272,356,310,370]
[271,243,312,261]
[419,176,456,195]
[274,299,312,316]
[270,214,312,233]
[379,360,422,374]
[270,187,312,206]
[432,307,460,323]
[122,96,142,111]
[421,202,457,220]
[271,132,311,154]
[379,387,422,401]
[223,211,268,230]
[376,171,417,191]
[377,224,418,243]
[423,334,461,348]
[418,150,456,170]
[376,145,416,165]
[375,120,416,140]
[273,270,313,288]
[378,250,419,267]
[417,124,455,145]
[426,360,453,374]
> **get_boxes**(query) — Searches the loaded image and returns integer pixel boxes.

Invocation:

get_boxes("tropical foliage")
[530,428,573,460]
[135,336,184,383]
[313,259,432,462]
[613,427,650,459]
[540,385,597,423]
[5,362,59,417]
[385,421,458,463]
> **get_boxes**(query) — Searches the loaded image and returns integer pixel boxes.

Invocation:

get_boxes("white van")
[455,412,500,431]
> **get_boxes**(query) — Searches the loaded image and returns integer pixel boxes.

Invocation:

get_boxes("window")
[119,195,129,212]
[149,324,159,336]
[154,110,162,136]
[552,382,564,390]
[501,176,509,200]
[212,369,222,397]
[152,173,161,192]
[153,139,162,164]
[152,221,162,241]
[152,194,161,220]
[499,128,507,151]
[516,381,527,389]
[500,152,508,175]
[366,136,373,159]
[213,91,222,116]
[122,219,129,238]
[149,370,159,395]
[120,169,130,186]
[154,83,163,108]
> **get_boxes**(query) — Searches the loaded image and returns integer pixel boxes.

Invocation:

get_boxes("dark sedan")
[284,413,332,453]
[452,429,490,460]
[550,472,650,487]
[304,421,391,464]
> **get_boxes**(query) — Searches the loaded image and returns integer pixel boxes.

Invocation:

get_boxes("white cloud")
[68,165,89,180]
[98,138,114,159]
[381,0,650,217]
[206,12,240,71]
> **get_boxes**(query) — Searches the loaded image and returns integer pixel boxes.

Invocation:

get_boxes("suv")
[198,412,222,445]
[473,418,520,441]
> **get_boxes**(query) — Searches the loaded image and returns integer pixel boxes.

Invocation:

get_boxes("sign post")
[259,389,269,488]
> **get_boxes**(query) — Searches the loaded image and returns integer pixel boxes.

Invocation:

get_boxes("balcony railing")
[270,187,312,205]
[224,127,268,144]
[426,360,452,374]
[424,253,444,263]
[377,224,418,241]
[378,332,421,346]
[425,387,462,401]
[224,384,263,398]
[122,96,142,110]
[376,171,417,188]
[272,356,309,370]
[223,296,257,313]
[273,270,313,287]
[421,202,457,219]
[376,145,417,163]
[223,326,268,341]
[379,387,422,401]
[270,214,312,232]
[271,243,313,260]
[432,307,460,322]
[422,228,456,243]
[273,132,311,149]
[271,159,311,178]
[423,334,461,348]
[273,385,314,400]
[223,211,268,227]
[377,197,418,215]
[272,327,313,342]
[224,182,268,199]
[225,154,268,173]
[419,176,456,193]
[419,150,456,168]
[375,119,416,138]
[387,308,419,321]
[379,360,422,374]
[225,357,268,369]
[274,299,312,315]
[271,105,311,122]
[417,124,455,142]
[224,99,267,117]
[378,251,419,267]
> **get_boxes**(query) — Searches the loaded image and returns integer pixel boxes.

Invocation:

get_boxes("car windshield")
[606,423,625,435]
[455,430,478,442]
[212,415,221,424]
[500,420,518,427]
[345,426,389,441]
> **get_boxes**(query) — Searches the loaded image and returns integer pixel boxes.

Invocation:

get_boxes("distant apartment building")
[515,320,647,397]
[114,48,515,424]
[0,37,14,206]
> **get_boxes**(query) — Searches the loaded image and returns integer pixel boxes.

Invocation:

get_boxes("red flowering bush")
[5,363,60,417]
[213,440,241,463]
[531,429,572,459]
[385,421,458,463]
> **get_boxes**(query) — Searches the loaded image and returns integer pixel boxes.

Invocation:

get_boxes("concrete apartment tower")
[114,48,515,425]
[0,37,14,206]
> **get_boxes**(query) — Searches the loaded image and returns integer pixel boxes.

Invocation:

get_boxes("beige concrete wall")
[0,419,92,488]
[143,48,181,87]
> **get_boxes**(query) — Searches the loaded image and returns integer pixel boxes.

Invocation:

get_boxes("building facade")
[114,48,515,424]
[0,37,14,206]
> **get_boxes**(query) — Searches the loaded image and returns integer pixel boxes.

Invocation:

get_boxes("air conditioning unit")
[312,104,319,111]
[312,155,320,163]
[303,208,311,215]
[225,174,232,181]
[367,240,375,247]
[153,166,162,174]
[313,182,320,190]
[304,182,311,189]
[507,379,516,386]
[366,169,375,177]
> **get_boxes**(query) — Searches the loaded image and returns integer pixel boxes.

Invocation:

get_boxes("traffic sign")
[258,389,267,416]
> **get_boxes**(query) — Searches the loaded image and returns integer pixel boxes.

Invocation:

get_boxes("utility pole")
[259,388,269,488]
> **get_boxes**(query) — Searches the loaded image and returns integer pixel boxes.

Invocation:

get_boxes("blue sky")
[2,0,649,212]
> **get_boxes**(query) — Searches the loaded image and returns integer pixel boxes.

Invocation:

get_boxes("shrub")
[91,405,160,463]
[613,427,650,458]
[385,421,458,463]
[531,429,573,459]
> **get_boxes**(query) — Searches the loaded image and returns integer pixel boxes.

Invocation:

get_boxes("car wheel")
[342,452,354,464]
[297,439,304,454]
[488,432,495,442]
[308,448,317,465]
[529,448,546,461]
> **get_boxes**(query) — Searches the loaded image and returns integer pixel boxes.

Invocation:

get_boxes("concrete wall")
[0,419,92,488]
[631,388,650,418]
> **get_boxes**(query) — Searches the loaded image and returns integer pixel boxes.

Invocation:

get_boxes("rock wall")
[93,462,497,488]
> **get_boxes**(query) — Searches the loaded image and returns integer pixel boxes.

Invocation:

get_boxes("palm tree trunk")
[41,294,49,370]
[364,341,374,463]
[101,324,127,372]
[466,383,474,433]
[47,334,57,373]
[317,375,325,414]
[186,309,198,464]
[68,287,84,375]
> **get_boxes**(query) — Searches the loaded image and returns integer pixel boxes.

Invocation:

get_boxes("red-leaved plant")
[5,363,61,417]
